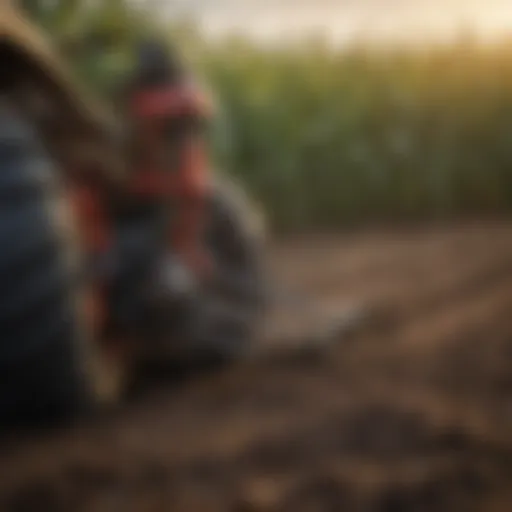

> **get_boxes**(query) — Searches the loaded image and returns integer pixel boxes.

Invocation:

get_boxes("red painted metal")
[128,83,211,275]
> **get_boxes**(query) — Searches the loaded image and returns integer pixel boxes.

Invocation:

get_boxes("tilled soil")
[3,221,512,512]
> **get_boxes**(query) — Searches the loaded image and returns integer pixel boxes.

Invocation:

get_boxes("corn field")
[203,38,512,231]
[21,2,512,231]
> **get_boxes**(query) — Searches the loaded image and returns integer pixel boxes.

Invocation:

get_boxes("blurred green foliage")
[19,1,512,231]
[202,38,512,230]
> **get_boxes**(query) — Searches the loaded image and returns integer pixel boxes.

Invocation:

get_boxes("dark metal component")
[134,38,184,87]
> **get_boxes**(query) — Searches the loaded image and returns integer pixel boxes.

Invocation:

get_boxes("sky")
[147,0,512,45]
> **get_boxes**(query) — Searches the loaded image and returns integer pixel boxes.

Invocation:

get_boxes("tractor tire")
[0,106,91,428]
[196,176,269,363]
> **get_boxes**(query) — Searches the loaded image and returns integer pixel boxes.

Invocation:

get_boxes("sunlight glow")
[159,0,512,45]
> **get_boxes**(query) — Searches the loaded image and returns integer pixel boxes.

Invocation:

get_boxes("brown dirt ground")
[3,220,512,512]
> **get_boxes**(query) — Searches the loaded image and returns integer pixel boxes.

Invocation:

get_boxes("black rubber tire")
[0,106,90,428]
[197,176,269,362]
